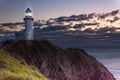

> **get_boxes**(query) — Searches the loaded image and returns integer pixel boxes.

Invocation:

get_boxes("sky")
[0,0,120,23]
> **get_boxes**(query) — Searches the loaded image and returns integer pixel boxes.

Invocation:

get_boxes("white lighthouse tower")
[24,8,34,40]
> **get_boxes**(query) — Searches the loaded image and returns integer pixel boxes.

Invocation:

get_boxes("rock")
[3,40,115,80]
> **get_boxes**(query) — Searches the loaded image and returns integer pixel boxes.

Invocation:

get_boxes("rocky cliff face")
[3,40,115,80]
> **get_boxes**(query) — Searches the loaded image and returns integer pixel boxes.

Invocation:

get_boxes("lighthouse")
[24,8,34,40]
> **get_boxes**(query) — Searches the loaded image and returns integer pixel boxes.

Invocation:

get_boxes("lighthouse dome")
[26,8,32,13]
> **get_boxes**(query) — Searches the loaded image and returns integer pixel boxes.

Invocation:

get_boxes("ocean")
[85,48,120,80]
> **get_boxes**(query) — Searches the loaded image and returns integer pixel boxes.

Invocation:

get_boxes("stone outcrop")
[3,40,115,80]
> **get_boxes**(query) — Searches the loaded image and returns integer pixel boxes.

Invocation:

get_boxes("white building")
[15,8,34,40]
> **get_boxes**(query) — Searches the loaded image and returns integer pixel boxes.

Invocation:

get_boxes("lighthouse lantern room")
[25,8,33,18]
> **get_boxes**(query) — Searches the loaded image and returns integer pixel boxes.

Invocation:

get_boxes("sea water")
[85,48,120,80]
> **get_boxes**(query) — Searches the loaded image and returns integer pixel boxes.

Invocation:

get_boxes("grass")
[0,50,48,80]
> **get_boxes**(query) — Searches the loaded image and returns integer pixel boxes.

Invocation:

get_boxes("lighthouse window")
[25,12,32,16]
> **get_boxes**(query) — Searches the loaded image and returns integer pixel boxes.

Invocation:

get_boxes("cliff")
[2,40,115,80]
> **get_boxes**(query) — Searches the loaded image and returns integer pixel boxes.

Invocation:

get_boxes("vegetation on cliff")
[0,50,48,80]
